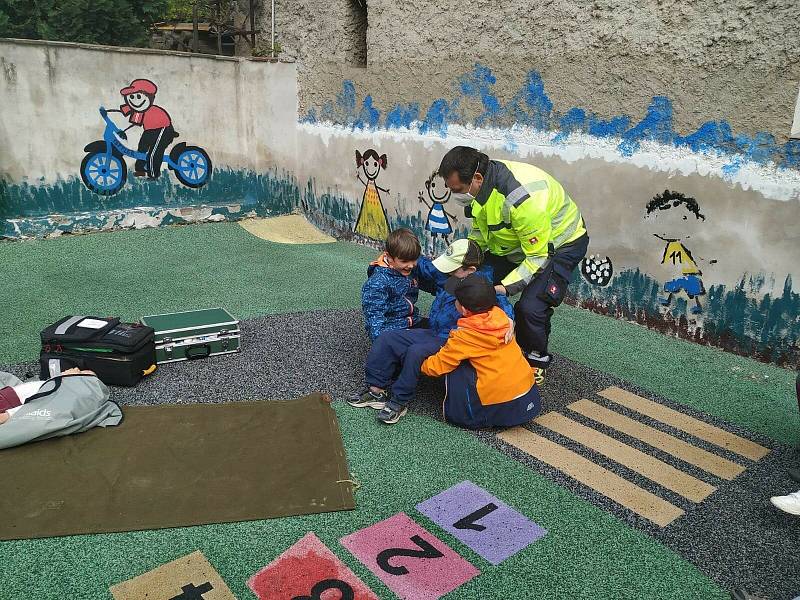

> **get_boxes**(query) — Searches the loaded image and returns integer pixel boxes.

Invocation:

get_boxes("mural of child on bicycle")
[109,79,174,179]
[80,78,212,196]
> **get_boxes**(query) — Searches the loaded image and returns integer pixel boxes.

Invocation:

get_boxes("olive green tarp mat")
[0,393,355,540]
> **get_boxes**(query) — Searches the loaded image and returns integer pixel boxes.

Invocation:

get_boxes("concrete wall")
[296,120,800,367]
[1,35,798,367]
[269,0,800,144]
[0,38,298,236]
[262,0,800,366]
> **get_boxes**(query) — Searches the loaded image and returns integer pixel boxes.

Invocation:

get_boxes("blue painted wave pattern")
[301,63,800,173]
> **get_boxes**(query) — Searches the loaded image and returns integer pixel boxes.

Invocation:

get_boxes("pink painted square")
[248,531,378,600]
[340,513,479,600]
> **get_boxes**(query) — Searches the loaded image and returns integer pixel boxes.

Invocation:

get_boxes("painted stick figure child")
[106,79,175,179]
[645,190,717,315]
[418,171,457,243]
[354,149,391,241]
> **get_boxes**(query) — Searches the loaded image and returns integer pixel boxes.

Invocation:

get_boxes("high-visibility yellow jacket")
[468,160,586,296]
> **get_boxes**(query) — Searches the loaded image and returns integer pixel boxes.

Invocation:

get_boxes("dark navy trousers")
[444,363,541,429]
[484,234,589,357]
[365,329,446,405]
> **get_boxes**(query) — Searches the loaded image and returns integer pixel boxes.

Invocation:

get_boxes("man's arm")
[500,208,551,297]
[467,211,488,251]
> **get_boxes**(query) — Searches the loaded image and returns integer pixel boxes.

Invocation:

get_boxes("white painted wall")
[297,122,800,292]
[0,39,297,184]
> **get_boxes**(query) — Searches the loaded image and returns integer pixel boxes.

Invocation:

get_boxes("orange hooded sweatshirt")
[421,306,535,406]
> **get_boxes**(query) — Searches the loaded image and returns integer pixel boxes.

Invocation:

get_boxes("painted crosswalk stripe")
[497,427,685,527]
[597,386,770,461]
[568,399,745,480]
[535,412,717,503]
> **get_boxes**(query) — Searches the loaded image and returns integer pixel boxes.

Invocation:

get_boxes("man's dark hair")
[646,190,705,220]
[385,228,421,261]
[438,146,489,184]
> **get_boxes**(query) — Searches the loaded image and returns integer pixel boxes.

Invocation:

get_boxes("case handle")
[186,344,211,360]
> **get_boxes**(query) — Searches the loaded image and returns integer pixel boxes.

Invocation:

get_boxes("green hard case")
[140,308,241,364]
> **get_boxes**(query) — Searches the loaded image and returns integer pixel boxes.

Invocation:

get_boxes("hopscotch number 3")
[291,578,354,600]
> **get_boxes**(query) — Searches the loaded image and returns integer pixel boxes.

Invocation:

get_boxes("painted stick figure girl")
[418,171,457,243]
[354,149,390,241]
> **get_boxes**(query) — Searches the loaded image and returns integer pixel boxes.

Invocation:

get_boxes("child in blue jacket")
[361,228,423,341]
[350,238,515,424]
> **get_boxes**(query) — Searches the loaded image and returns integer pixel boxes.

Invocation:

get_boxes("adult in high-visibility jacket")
[438,146,589,370]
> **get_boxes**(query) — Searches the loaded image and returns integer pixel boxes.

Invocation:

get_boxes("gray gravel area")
[4,308,799,598]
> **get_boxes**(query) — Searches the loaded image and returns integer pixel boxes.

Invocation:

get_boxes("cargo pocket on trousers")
[537,270,568,307]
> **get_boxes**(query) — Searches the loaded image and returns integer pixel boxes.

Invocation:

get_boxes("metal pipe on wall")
[271,0,275,58]
[249,0,256,48]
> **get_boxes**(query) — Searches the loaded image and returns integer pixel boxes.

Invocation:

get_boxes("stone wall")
[268,0,800,142]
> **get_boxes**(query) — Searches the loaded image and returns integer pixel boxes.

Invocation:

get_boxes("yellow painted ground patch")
[597,386,770,460]
[498,427,685,527]
[110,550,237,599]
[568,399,746,480]
[239,214,335,244]
[535,411,717,502]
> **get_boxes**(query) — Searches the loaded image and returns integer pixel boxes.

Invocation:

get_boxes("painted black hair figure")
[645,190,717,316]
[354,149,390,241]
[418,171,457,244]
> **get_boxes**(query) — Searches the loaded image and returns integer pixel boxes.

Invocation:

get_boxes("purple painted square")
[415,480,547,565]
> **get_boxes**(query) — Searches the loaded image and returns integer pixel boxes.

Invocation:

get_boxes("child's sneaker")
[376,401,408,424]
[347,387,389,409]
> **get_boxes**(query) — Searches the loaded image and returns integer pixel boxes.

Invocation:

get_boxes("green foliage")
[0,0,169,47]
[164,1,239,25]
[166,0,211,21]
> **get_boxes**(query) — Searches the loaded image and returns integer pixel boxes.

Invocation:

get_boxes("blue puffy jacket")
[361,254,421,341]
[414,257,514,339]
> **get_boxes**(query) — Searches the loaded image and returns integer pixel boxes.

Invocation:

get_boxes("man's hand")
[504,317,515,344]
[495,284,507,295]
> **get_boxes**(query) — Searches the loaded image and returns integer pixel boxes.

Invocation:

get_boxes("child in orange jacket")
[421,273,542,429]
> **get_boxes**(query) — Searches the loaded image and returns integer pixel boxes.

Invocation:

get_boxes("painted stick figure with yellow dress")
[645,190,717,315]
[354,149,390,241]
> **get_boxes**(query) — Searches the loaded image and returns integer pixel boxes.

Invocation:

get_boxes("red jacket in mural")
[120,104,172,130]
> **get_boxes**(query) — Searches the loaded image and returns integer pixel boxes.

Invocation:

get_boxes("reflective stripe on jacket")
[468,160,586,296]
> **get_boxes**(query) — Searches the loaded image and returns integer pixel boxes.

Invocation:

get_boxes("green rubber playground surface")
[1,221,797,600]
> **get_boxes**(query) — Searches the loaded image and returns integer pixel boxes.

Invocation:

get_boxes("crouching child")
[421,273,542,429]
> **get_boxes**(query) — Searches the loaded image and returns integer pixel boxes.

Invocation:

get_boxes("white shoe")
[770,490,800,515]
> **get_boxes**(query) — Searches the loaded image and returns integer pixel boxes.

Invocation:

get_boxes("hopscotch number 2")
[377,535,445,575]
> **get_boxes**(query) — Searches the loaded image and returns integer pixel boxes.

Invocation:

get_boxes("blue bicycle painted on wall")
[80,106,212,196]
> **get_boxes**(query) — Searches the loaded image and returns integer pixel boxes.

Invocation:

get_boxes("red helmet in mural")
[120,79,157,96]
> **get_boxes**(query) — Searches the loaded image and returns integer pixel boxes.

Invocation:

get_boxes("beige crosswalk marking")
[498,427,685,527]
[535,412,717,503]
[568,399,745,480]
[597,386,770,461]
